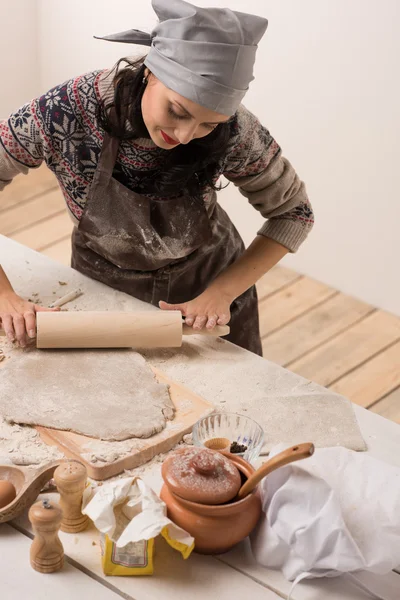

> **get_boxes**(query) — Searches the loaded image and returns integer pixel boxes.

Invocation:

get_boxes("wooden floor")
[1,166,399,424]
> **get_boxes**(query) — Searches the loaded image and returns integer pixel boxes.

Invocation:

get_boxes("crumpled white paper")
[82,476,194,549]
[250,445,400,600]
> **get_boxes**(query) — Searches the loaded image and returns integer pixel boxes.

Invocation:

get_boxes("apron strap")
[92,132,120,190]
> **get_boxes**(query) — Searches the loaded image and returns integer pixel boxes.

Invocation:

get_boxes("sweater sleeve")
[223,105,314,252]
[0,100,46,192]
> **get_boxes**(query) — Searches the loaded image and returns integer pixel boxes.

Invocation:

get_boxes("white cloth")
[250,445,400,600]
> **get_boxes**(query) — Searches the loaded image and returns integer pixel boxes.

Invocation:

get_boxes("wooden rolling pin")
[28,310,230,349]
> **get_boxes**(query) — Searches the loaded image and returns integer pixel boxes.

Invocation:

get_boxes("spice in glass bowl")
[230,441,248,454]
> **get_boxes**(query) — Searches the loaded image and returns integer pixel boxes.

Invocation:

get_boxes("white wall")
[224,0,400,317]
[37,0,156,90]
[32,1,400,315]
[0,0,40,118]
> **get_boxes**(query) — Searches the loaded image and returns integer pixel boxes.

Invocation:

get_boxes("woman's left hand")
[159,288,233,330]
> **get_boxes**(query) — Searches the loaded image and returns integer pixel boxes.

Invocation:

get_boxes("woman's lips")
[160,130,179,145]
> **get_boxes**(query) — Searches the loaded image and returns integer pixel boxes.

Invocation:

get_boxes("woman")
[0,0,314,355]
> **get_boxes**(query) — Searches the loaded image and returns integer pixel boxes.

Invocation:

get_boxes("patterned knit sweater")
[0,69,314,252]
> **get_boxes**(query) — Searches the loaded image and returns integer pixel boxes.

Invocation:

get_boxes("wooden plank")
[330,340,400,407]
[10,212,74,251]
[0,188,66,236]
[353,403,400,468]
[13,499,280,600]
[220,539,400,600]
[369,387,400,423]
[256,265,301,301]
[288,311,400,387]
[1,524,121,600]
[36,368,214,481]
[262,293,373,366]
[259,277,335,337]
[40,235,72,266]
[0,165,58,211]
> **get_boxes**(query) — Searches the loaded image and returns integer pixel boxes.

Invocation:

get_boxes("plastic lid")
[161,447,241,505]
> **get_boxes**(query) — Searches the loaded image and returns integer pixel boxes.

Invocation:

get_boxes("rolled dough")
[0,348,175,441]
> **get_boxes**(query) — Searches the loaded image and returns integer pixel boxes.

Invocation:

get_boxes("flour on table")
[80,437,145,464]
[79,417,183,464]
[0,347,174,442]
[0,417,64,468]
[142,337,367,452]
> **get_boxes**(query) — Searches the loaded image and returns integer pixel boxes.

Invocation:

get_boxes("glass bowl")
[192,412,264,464]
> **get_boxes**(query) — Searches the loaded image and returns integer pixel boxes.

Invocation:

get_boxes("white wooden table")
[1,235,399,600]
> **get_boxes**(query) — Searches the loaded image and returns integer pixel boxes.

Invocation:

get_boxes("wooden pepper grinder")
[28,499,64,573]
[54,460,89,533]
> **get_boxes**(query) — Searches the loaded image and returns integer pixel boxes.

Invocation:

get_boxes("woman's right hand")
[0,291,59,347]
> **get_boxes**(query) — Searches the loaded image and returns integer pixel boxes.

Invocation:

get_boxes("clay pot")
[160,450,262,554]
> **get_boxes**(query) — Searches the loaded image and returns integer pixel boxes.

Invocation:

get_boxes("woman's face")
[141,69,229,149]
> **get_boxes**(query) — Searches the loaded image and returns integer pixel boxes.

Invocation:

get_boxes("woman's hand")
[0,291,59,347]
[159,288,233,330]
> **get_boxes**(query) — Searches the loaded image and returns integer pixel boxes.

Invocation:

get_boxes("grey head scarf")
[95,0,268,116]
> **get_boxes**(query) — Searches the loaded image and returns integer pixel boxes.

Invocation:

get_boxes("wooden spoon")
[236,442,315,500]
[0,460,62,524]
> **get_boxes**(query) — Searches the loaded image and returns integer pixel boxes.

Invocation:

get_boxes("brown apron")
[71,134,262,355]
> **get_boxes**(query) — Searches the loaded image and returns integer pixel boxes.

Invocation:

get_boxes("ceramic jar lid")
[161,447,241,505]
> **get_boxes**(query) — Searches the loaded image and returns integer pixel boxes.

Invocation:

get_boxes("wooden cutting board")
[36,368,214,480]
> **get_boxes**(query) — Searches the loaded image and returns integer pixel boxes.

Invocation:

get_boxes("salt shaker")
[54,460,89,533]
[28,499,64,573]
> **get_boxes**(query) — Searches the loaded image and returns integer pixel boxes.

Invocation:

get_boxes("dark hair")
[97,57,234,200]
